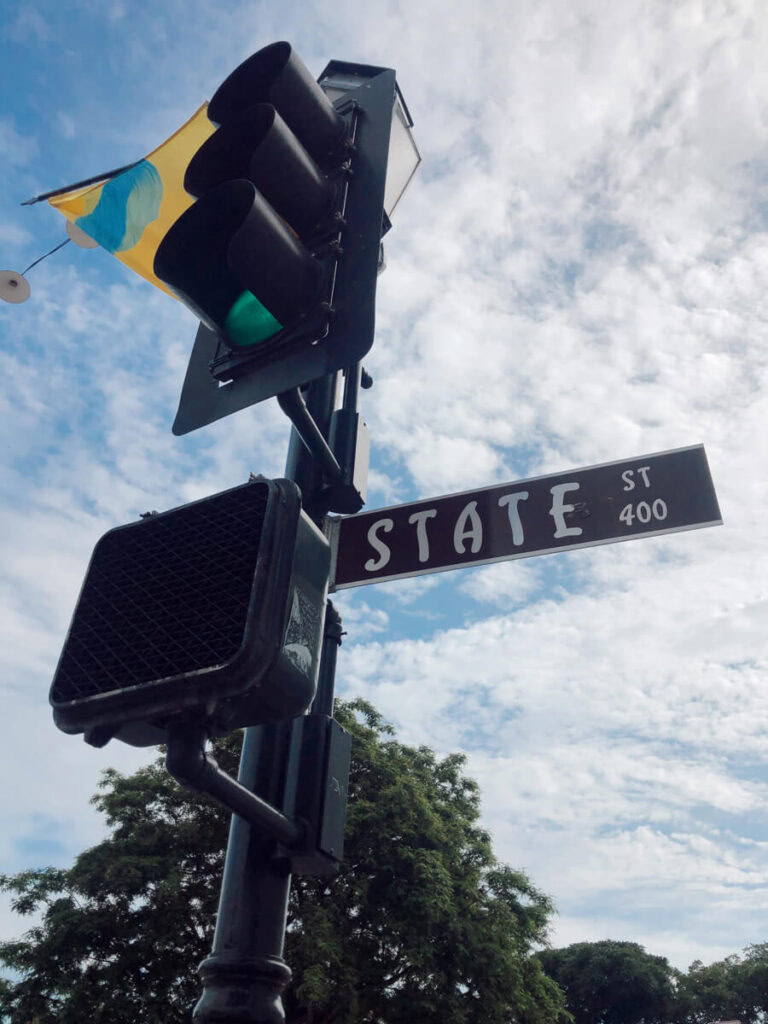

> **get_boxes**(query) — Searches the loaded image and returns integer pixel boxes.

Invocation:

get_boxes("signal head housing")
[50,477,330,747]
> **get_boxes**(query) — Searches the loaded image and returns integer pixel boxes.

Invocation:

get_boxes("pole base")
[193,953,292,1023]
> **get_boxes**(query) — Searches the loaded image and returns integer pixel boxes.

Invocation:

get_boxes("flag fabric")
[48,104,216,298]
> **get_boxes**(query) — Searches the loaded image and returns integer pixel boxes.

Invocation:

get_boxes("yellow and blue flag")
[48,104,215,297]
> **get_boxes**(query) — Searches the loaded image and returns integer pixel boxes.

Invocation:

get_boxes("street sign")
[328,444,722,590]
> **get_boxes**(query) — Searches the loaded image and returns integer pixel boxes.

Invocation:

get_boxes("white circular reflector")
[0,271,31,303]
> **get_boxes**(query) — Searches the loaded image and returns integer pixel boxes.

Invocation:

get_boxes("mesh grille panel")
[52,483,270,703]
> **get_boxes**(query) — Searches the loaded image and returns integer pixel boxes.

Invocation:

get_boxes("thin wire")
[21,238,72,276]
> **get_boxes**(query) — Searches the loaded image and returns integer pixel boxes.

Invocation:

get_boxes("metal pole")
[193,372,341,1023]
[193,724,294,1023]
[312,600,343,718]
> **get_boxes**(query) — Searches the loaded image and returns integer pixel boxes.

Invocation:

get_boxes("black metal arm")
[277,387,343,482]
[165,723,303,848]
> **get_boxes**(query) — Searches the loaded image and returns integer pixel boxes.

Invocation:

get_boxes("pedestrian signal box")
[50,478,330,747]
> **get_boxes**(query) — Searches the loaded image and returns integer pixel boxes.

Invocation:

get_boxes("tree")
[539,940,675,1024]
[740,943,768,1023]
[0,699,564,1024]
[674,955,748,1024]
[674,944,768,1024]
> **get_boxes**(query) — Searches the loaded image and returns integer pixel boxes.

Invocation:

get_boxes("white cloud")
[7,7,51,44]
[0,118,38,168]
[56,112,76,140]
[460,561,544,606]
[367,572,446,606]
[0,222,33,247]
[331,597,389,640]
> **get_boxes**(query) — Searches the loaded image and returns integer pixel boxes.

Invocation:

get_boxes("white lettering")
[623,466,652,490]
[620,499,668,528]
[619,503,634,526]
[453,501,483,554]
[549,482,583,539]
[498,491,529,545]
[408,508,438,563]
[364,518,394,572]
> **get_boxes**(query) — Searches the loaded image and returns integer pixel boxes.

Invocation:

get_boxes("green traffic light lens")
[224,289,283,348]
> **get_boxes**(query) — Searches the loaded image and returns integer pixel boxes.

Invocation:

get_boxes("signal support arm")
[165,723,304,848]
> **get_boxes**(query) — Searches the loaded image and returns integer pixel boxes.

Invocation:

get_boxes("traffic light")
[164,43,403,435]
[49,477,330,748]
[39,41,417,434]
[153,43,347,357]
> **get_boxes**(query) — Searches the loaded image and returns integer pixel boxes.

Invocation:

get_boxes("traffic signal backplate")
[171,65,397,435]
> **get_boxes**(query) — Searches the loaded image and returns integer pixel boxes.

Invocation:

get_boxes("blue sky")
[2,0,768,976]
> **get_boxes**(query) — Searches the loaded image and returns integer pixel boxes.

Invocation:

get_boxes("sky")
[1,0,767,978]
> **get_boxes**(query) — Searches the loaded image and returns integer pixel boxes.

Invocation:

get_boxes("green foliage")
[538,940,675,1024]
[540,939,768,1024]
[0,751,232,1023]
[673,943,768,1024]
[285,700,562,1024]
[0,699,563,1024]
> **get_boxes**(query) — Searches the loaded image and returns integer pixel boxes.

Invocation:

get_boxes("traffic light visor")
[154,179,325,349]
[207,42,346,170]
[184,104,335,238]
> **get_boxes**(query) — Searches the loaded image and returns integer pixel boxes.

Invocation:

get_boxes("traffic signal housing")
[49,478,330,747]
[161,42,404,435]
[39,42,418,434]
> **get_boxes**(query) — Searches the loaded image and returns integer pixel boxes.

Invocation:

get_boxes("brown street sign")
[327,444,722,590]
